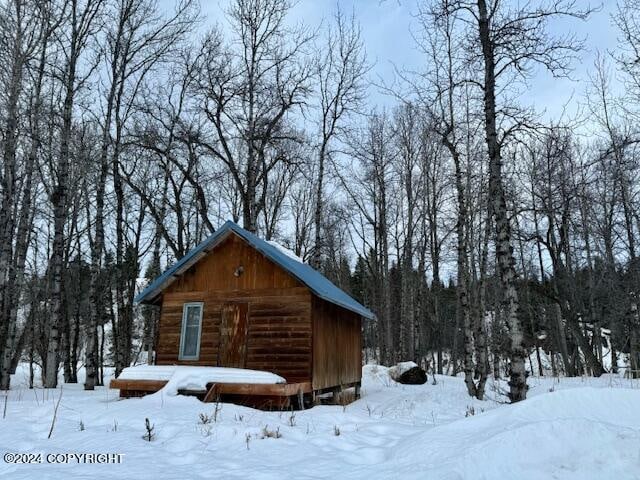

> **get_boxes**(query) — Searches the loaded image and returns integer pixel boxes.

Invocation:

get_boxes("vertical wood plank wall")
[311,297,362,390]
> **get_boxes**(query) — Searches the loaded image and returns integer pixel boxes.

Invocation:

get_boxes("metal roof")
[135,220,375,320]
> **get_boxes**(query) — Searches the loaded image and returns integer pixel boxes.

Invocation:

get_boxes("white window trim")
[179,302,204,361]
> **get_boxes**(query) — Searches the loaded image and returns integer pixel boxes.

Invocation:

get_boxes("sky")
[192,0,622,122]
[150,0,625,275]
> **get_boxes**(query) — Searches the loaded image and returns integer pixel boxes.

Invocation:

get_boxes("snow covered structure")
[112,221,374,408]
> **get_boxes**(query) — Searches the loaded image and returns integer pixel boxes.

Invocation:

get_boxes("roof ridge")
[135,220,375,320]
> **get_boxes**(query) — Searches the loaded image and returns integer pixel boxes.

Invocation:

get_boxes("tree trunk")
[85,101,110,391]
[70,307,80,383]
[99,318,106,386]
[452,146,475,397]
[62,304,72,383]
[45,53,76,388]
[553,303,573,376]
[312,145,327,269]
[0,2,29,390]
[477,0,527,402]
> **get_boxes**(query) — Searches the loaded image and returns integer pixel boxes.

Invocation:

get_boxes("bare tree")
[392,104,422,361]
[339,112,396,365]
[194,0,313,234]
[434,0,593,401]
[310,8,367,268]
[45,0,103,389]
[0,0,51,390]
[413,1,488,397]
[84,0,196,387]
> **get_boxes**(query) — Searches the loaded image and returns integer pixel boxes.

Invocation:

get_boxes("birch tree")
[45,0,103,389]
[84,0,196,388]
[436,0,593,401]
[0,0,50,390]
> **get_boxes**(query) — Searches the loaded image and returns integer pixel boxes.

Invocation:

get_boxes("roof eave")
[135,221,376,320]
[134,228,235,305]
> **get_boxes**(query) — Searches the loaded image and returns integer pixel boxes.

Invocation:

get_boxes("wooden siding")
[311,296,362,390]
[156,292,221,367]
[155,234,313,383]
[157,290,312,382]
[165,233,301,293]
[155,232,364,390]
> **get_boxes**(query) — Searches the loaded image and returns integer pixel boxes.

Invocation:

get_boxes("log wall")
[155,232,363,389]
[155,234,313,383]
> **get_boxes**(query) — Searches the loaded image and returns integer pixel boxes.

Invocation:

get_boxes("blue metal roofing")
[135,220,375,320]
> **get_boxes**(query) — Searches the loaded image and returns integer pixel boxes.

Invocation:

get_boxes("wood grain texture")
[153,231,363,393]
[155,233,313,383]
[165,234,301,294]
[311,296,362,390]
[205,381,312,397]
[109,379,168,391]
[219,302,249,367]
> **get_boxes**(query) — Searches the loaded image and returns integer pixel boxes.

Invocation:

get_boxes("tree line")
[1,0,640,403]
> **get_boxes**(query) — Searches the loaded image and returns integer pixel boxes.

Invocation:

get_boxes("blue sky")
[191,0,621,123]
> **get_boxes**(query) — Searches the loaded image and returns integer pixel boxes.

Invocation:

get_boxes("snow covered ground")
[1,365,639,479]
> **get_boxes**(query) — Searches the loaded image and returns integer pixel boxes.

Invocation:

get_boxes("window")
[179,303,203,360]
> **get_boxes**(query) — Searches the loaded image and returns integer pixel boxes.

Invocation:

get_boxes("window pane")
[186,306,200,327]
[182,327,199,357]
[181,305,202,358]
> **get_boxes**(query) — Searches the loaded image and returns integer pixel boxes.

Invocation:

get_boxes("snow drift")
[390,387,640,480]
[3,364,640,480]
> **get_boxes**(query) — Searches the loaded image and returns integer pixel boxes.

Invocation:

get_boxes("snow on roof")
[266,240,304,263]
[135,220,375,320]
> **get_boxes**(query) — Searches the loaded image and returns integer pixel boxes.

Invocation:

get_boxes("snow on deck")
[118,365,285,395]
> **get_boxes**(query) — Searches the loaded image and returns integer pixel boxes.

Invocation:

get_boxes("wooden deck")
[110,379,168,393]
[109,378,314,409]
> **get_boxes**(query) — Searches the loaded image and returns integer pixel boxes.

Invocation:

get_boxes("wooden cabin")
[112,221,374,408]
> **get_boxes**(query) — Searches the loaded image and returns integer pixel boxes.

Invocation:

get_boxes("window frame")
[178,302,204,361]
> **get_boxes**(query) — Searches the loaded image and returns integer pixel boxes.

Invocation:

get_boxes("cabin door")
[218,302,249,368]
